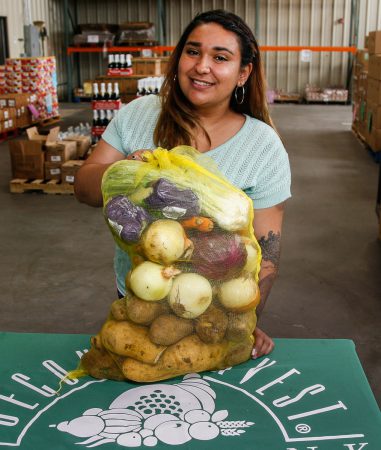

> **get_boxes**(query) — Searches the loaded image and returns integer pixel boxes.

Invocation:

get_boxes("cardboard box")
[367,77,381,104]
[45,140,77,163]
[368,55,381,80]
[44,162,61,180]
[26,126,60,143]
[63,135,91,158]
[366,127,381,152]
[355,49,369,69]
[9,140,45,179]
[368,31,381,55]
[61,160,84,184]
[366,102,381,129]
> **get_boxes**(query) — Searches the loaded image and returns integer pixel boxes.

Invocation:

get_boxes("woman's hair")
[154,9,274,149]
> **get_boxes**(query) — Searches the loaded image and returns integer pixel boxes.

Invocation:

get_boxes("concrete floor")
[1,102,380,406]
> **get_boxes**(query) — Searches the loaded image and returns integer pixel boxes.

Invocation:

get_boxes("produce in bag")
[79,146,262,382]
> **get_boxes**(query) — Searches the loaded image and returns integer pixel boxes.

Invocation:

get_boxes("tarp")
[1,332,380,449]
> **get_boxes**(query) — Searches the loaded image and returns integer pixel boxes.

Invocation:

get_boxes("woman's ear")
[239,62,253,85]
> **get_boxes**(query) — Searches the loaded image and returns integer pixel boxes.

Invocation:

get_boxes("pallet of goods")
[273,90,302,103]
[363,31,381,153]
[8,126,90,194]
[1,57,59,125]
[305,85,348,103]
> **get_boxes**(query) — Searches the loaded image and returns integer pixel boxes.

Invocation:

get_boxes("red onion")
[191,230,247,280]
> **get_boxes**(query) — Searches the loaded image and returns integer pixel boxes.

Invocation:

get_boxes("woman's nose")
[195,57,211,74]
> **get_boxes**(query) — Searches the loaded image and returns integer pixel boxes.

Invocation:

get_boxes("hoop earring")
[235,85,245,104]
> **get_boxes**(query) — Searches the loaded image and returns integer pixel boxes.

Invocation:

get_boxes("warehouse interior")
[0,0,381,430]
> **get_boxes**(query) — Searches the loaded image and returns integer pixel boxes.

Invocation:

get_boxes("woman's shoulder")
[244,115,281,144]
[118,94,161,116]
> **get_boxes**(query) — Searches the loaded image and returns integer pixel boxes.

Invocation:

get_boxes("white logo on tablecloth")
[52,373,254,447]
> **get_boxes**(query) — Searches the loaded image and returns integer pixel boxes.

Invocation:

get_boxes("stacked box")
[0,106,17,133]
[133,57,169,76]
[8,126,84,181]
[61,160,84,185]
[4,57,59,121]
[0,66,5,94]
[0,93,36,129]
[352,49,369,135]
[365,31,381,151]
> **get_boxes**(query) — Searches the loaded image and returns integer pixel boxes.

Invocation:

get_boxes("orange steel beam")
[67,45,357,55]
[260,45,357,53]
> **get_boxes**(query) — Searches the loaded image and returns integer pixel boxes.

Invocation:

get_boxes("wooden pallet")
[10,179,74,194]
[19,116,61,130]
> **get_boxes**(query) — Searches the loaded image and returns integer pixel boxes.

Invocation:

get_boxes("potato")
[126,296,170,325]
[225,309,257,342]
[110,298,129,321]
[80,346,124,381]
[101,319,166,364]
[224,335,254,367]
[122,334,229,382]
[149,314,194,345]
[195,305,228,343]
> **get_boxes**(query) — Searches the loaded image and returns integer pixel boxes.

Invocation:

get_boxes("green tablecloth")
[0,332,380,449]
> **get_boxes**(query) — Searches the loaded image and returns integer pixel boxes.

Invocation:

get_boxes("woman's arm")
[74,139,125,207]
[252,202,285,358]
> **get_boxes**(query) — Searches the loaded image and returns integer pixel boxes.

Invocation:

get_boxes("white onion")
[129,261,178,301]
[169,273,212,319]
[218,275,259,311]
[243,243,258,274]
[141,219,192,265]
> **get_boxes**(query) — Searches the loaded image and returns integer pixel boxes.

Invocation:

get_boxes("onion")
[218,275,260,311]
[169,273,212,319]
[191,230,247,280]
[129,261,179,301]
[243,242,258,274]
[141,219,192,265]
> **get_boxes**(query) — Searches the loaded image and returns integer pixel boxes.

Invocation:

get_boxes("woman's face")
[178,22,252,112]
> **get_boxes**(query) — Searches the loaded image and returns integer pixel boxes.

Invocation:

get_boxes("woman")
[75,9,291,359]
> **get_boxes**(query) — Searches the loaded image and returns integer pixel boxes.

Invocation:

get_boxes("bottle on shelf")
[98,110,106,126]
[92,83,99,101]
[120,54,126,69]
[92,109,98,126]
[126,54,132,68]
[110,82,120,101]
[114,54,121,69]
[100,83,106,100]
[95,110,103,127]
[106,109,114,124]
[106,82,113,101]
[108,54,115,69]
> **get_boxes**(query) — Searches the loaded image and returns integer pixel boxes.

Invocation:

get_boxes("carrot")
[181,216,214,232]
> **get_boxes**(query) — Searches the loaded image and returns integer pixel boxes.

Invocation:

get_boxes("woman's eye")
[186,48,199,56]
[215,55,228,62]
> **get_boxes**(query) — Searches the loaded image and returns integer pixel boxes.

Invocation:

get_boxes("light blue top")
[102,95,291,295]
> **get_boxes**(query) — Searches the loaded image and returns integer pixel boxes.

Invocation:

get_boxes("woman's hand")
[252,327,274,359]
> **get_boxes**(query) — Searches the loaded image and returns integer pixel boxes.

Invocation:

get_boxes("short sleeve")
[102,104,129,154]
[244,135,291,209]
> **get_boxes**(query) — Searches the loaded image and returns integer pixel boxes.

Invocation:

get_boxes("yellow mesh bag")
[80,146,262,382]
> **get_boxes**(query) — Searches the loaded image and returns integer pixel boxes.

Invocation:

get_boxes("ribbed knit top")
[102,95,291,295]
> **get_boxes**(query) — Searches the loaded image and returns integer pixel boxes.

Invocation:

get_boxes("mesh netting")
[80,146,262,382]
